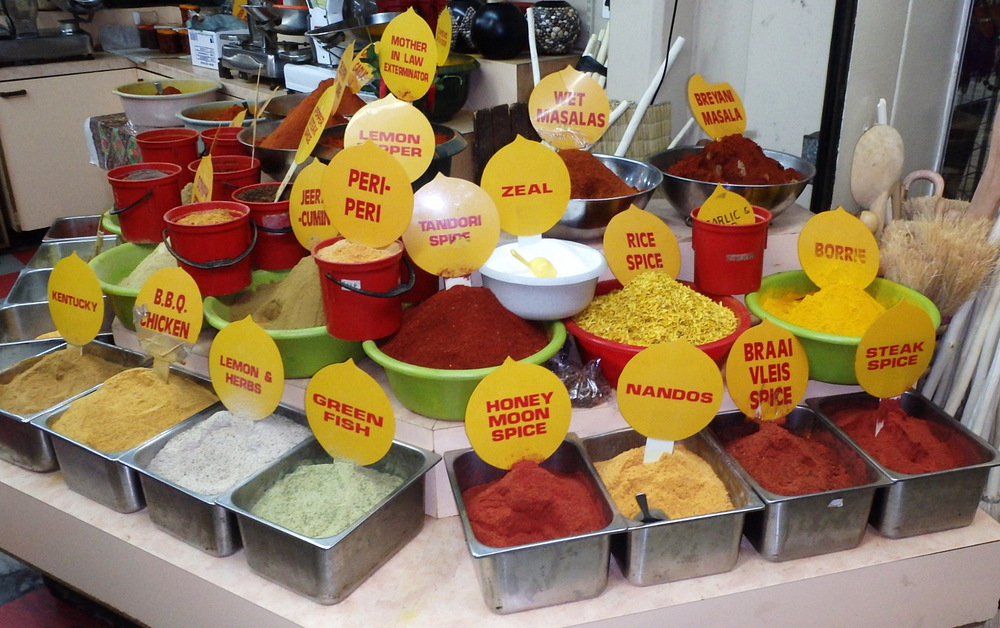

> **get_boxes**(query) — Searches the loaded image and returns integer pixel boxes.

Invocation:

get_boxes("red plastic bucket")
[135,127,199,186]
[232,182,306,271]
[187,155,261,201]
[107,162,183,244]
[201,126,251,157]
[163,201,255,297]
[691,205,772,296]
[312,236,415,341]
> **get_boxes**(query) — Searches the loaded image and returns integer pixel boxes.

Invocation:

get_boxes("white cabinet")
[0,66,139,231]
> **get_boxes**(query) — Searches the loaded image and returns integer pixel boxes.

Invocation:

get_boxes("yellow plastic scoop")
[511,248,557,278]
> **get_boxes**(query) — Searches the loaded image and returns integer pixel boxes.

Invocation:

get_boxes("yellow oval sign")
[378,8,437,103]
[134,266,203,345]
[291,160,338,251]
[725,319,809,421]
[855,301,936,398]
[480,135,570,236]
[48,252,104,346]
[192,155,213,203]
[434,6,452,66]
[305,359,395,466]
[617,341,723,441]
[528,66,610,150]
[209,316,284,419]
[464,358,571,470]
[344,95,435,184]
[602,207,681,284]
[687,73,747,139]
[697,184,755,225]
[798,206,880,288]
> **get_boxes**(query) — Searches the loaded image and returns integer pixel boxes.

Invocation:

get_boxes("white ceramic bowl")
[114,79,221,129]
[479,239,607,320]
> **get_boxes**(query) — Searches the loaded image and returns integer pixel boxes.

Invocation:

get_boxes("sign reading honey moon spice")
[617,341,724,442]
[798,207,879,289]
[343,94,434,183]
[602,207,681,284]
[465,358,571,470]
[726,320,809,421]
[528,66,610,150]
[855,301,937,399]
[322,140,414,248]
[208,316,284,420]
[378,8,437,102]
[306,359,395,465]
[290,160,338,251]
[402,174,501,277]
[48,252,104,346]
[687,74,747,139]
[480,135,570,236]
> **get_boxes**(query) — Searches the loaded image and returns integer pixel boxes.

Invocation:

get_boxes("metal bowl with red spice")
[362,286,566,421]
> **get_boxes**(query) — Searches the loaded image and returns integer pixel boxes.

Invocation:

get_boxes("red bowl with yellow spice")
[565,279,751,388]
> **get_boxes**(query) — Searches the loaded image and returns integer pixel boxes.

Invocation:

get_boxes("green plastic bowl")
[203,270,365,379]
[101,211,122,238]
[363,322,567,421]
[745,270,941,385]
[88,242,158,330]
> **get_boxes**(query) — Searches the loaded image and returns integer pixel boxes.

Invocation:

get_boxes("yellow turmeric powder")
[594,444,734,520]
[760,281,886,337]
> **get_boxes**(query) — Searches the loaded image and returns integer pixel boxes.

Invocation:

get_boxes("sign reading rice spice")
[602,208,681,284]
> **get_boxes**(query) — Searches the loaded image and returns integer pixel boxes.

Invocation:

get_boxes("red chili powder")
[462,460,607,548]
[718,419,868,496]
[828,398,979,475]
[378,285,550,369]
[667,134,803,185]
[559,149,638,199]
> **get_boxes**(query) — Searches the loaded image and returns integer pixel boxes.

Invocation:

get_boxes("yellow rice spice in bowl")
[51,368,218,452]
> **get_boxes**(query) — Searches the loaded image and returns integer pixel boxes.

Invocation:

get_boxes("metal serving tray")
[708,407,891,562]
[217,438,440,604]
[26,236,118,269]
[0,301,114,344]
[44,215,104,240]
[808,390,1000,538]
[5,269,51,304]
[33,368,216,513]
[0,340,148,472]
[582,428,763,586]
[445,437,629,614]
[121,404,312,557]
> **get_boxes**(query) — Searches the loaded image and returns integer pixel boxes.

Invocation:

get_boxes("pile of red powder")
[718,419,868,496]
[559,149,638,199]
[462,460,607,548]
[379,286,549,369]
[667,134,803,185]
[827,398,979,475]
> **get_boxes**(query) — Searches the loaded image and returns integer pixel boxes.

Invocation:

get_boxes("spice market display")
[4,4,1000,627]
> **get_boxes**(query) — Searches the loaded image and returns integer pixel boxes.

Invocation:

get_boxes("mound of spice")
[176,208,236,226]
[147,409,312,495]
[120,242,177,290]
[379,285,549,369]
[251,459,403,538]
[559,149,638,199]
[188,104,249,122]
[462,459,607,548]
[667,134,803,185]
[760,282,886,337]
[594,444,733,520]
[827,398,979,474]
[716,418,868,496]
[259,79,361,150]
[0,348,127,416]
[314,239,400,264]
[233,184,291,203]
[573,271,738,346]
[51,368,218,452]
[227,256,326,330]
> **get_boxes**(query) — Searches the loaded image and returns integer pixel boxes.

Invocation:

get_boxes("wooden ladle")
[851,99,904,234]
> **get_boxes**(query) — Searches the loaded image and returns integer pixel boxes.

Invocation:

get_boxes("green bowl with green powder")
[362,322,567,421]
[88,242,162,330]
[746,270,941,385]
[203,268,365,379]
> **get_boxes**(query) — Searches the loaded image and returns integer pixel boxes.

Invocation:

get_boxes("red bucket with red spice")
[163,201,255,296]
[232,182,306,271]
[107,162,183,245]
[312,236,414,341]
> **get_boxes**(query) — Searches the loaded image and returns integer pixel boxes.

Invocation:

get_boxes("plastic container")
[163,201,255,297]
[88,242,158,330]
[231,182,306,271]
[201,126,251,157]
[135,127,199,186]
[690,205,771,296]
[186,155,261,201]
[107,162,183,244]
[114,78,221,129]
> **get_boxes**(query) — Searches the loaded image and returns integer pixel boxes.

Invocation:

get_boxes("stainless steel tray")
[121,404,312,557]
[444,437,629,614]
[582,428,763,586]
[44,215,103,240]
[27,236,118,269]
[0,340,148,472]
[708,407,891,562]
[808,390,1000,538]
[0,301,114,344]
[217,438,440,604]
[6,269,51,304]
[33,368,216,513]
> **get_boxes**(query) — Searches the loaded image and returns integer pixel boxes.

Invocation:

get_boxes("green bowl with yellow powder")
[89,242,159,331]
[203,269,365,379]
[746,270,940,385]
